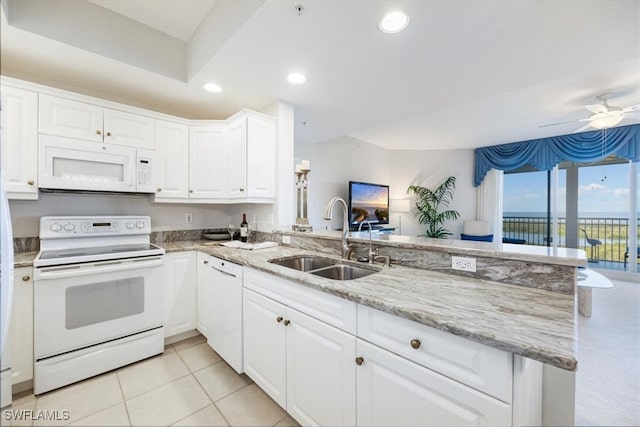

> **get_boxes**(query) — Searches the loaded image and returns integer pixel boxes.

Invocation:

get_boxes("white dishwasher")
[207,256,244,373]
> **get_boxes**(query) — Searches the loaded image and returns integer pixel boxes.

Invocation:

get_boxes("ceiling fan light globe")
[590,115,623,129]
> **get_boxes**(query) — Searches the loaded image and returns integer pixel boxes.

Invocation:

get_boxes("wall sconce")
[390,199,410,235]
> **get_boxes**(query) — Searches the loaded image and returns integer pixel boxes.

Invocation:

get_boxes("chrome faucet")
[358,220,377,263]
[323,197,353,260]
[358,220,391,266]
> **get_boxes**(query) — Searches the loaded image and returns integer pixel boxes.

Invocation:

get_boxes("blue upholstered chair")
[460,221,493,242]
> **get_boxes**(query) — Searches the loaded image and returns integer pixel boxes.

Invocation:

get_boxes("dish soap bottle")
[240,213,248,242]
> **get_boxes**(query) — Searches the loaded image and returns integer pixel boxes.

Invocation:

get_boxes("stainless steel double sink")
[268,255,379,280]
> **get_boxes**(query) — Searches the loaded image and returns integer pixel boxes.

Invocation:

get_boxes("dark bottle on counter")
[240,213,248,242]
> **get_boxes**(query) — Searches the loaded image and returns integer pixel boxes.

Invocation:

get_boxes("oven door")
[33,256,164,360]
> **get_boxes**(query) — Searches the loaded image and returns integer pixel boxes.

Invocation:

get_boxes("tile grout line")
[115,371,133,427]
[189,368,234,427]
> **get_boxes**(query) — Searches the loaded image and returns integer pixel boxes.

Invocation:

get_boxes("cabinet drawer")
[244,268,357,334]
[357,305,512,403]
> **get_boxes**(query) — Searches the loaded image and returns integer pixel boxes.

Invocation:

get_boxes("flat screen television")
[348,181,389,229]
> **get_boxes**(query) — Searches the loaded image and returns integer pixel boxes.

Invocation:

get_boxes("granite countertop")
[291,230,587,267]
[16,240,577,371]
[196,244,578,371]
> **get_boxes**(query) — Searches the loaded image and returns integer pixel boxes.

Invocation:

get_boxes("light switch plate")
[282,235,291,244]
[451,256,476,272]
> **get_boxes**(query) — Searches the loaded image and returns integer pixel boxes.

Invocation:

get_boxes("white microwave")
[38,134,154,193]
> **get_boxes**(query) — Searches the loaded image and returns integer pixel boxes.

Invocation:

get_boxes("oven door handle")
[35,256,164,280]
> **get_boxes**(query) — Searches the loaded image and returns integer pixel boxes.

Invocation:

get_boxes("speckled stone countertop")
[14,251,38,268]
[16,240,578,371]
[196,244,578,371]
[287,230,587,268]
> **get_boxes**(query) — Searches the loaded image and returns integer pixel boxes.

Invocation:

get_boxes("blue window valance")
[474,124,640,187]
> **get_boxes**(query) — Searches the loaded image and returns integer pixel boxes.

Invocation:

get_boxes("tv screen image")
[348,181,389,227]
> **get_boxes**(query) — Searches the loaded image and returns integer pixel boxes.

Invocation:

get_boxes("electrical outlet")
[451,256,476,272]
[185,213,192,224]
[282,235,291,244]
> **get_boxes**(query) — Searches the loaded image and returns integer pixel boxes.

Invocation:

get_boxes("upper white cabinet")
[246,112,276,199]
[155,120,189,199]
[155,111,276,203]
[189,124,229,199]
[0,85,38,199]
[39,94,155,149]
[227,110,276,200]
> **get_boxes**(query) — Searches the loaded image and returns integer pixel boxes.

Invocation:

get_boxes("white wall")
[8,193,234,237]
[296,138,477,238]
[296,137,391,232]
[389,149,476,238]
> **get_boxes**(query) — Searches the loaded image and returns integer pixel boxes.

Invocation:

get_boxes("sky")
[503,163,639,215]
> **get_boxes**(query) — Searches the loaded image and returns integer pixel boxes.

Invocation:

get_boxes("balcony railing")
[502,216,639,267]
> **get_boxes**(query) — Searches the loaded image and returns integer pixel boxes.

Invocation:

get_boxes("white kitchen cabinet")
[164,252,197,338]
[355,339,511,427]
[39,94,155,149]
[227,110,276,200]
[227,115,248,199]
[285,307,356,427]
[188,124,228,199]
[155,120,189,199]
[245,112,276,199]
[0,85,39,199]
[243,280,357,427]
[207,257,243,373]
[9,267,34,387]
[196,252,212,338]
[243,288,287,407]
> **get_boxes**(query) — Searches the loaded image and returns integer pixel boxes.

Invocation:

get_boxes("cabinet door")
[0,86,38,199]
[38,94,103,142]
[196,252,211,338]
[243,288,286,408]
[164,252,197,338]
[9,267,34,385]
[356,339,511,427]
[189,125,228,198]
[103,108,155,149]
[227,116,247,199]
[155,120,189,199]
[286,307,356,427]
[246,114,276,199]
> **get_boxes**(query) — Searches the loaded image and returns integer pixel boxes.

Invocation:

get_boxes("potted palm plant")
[407,176,460,238]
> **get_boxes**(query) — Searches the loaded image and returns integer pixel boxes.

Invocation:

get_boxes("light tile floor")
[2,335,300,427]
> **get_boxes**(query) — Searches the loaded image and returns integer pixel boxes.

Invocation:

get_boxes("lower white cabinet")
[9,267,34,386]
[355,339,511,426]
[164,252,197,338]
[243,288,356,426]
[196,252,212,338]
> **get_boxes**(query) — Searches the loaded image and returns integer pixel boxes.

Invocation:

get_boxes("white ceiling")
[1,0,639,150]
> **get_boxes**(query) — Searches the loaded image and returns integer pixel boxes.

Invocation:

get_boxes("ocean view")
[504,212,639,218]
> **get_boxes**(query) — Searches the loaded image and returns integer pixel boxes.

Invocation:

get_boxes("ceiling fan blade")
[585,104,607,114]
[573,123,594,134]
[538,120,576,128]
[622,103,640,113]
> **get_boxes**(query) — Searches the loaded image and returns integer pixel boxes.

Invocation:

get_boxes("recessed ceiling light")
[203,82,222,93]
[286,73,307,85]
[379,11,409,33]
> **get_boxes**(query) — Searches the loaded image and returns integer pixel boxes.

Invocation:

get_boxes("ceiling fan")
[540,93,640,133]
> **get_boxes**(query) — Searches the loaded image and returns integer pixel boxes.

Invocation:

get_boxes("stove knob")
[136,221,145,229]
[126,221,135,229]
[64,223,75,232]
[50,223,62,232]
